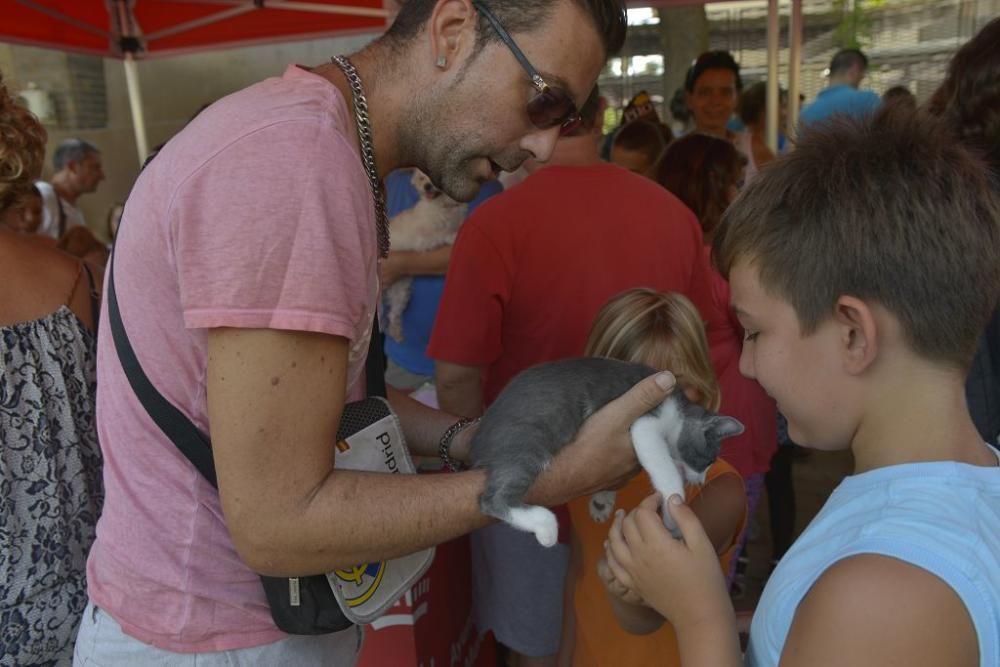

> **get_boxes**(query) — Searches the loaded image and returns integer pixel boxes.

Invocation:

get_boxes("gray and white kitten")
[469,357,744,547]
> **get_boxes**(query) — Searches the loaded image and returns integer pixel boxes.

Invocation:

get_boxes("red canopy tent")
[1,0,391,58]
[1,0,394,162]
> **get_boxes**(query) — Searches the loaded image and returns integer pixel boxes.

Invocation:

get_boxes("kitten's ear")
[709,416,745,439]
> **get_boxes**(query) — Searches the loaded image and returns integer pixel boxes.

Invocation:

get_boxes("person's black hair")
[829,48,868,76]
[383,0,627,57]
[684,51,742,93]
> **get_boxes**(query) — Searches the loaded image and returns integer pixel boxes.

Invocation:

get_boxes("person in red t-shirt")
[427,89,732,667]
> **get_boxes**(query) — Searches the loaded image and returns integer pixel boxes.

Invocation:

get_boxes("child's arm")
[606,494,741,667]
[778,554,978,667]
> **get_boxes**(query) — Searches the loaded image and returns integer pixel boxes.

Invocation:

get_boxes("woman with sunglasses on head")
[655,133,778,594]
[0,73,104,666]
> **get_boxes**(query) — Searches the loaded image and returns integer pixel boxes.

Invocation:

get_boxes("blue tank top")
[747,446,1000,666]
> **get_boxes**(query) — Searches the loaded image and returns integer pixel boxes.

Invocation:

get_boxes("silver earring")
[436,55,447,68]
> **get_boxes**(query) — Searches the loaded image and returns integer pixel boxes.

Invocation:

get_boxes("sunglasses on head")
[471,0,582,135]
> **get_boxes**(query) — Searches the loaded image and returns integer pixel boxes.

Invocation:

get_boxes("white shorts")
[72,601,363,666]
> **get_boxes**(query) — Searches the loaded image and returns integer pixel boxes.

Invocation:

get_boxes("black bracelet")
[438,417,480,472]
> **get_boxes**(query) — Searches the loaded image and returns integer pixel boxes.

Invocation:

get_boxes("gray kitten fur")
[470,357,744,541]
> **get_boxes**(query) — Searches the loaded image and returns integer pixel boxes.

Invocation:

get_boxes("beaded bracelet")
[438,417,480,472]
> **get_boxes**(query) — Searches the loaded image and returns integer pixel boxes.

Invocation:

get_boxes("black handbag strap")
[108,249,219,487]
[108,232,387,491]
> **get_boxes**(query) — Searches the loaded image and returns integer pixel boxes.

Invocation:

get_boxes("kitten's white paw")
[508,506,560,547]
[589,491,617,523]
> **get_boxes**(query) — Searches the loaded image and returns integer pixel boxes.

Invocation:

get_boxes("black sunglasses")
[471,0,582,135]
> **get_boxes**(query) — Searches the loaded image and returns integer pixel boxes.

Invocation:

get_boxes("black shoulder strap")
[108,235,387,490]
[366,320,387,399]
[107,248,219,488]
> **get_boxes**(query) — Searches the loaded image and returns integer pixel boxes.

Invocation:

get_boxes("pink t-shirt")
[87,65,379,653]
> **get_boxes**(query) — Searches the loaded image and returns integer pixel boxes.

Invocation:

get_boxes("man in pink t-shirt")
[74,1,682,664]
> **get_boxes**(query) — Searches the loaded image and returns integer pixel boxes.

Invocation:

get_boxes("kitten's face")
[675,408,744,484]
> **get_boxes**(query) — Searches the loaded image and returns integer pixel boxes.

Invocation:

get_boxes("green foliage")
[832,0,887,48]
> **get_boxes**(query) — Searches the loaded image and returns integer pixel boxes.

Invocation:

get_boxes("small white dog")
[383,169,467,342]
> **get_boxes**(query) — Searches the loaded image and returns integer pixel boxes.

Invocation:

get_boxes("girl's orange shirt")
[567,459,747,667]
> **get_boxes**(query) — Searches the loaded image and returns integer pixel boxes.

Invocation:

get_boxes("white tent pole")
[123,53,150,166]
[788,0,803,142]
[765,0,780,153]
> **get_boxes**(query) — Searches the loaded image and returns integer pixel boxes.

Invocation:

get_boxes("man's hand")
[526,371,676,506]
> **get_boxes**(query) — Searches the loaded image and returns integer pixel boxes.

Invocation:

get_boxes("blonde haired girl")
[559,288,747,667]
[585,288,720,410]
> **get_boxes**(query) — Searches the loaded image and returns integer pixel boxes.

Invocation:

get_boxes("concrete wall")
[1,32,376,240]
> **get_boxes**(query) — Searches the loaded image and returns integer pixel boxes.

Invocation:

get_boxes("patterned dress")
[1,304,102,666]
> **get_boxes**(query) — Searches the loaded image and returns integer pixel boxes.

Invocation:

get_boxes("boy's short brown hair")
[714,106,1000,369]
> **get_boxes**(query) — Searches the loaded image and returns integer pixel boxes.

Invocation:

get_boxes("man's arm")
[435,360,484,417]
[208,327,675,578]
[207,327,490,576]
[380,245,452,287]
[386,385,472,459]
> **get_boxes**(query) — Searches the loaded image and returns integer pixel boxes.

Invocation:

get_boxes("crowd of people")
[1,1,999,665]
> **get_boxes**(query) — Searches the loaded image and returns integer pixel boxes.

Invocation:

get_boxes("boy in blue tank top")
[601,105,1000,666]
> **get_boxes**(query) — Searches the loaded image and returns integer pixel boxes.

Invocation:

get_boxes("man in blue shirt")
[800,49,880,128]
[381,170,503,390]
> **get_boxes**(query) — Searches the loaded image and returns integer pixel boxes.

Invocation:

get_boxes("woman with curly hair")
[927,17,1000,445]
[0,74,103,665]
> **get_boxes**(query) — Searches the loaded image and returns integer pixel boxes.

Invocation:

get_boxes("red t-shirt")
[429,162,726,406]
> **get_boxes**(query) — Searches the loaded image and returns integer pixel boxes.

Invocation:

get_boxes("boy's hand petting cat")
[597,556,645,606]
[605,493,734,635]
[525,372,676,506]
